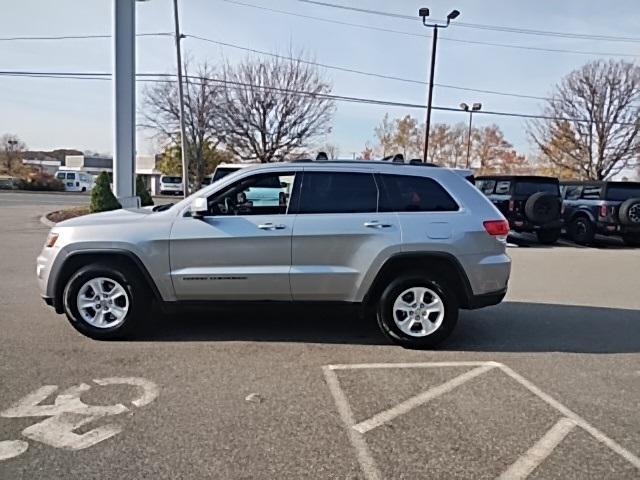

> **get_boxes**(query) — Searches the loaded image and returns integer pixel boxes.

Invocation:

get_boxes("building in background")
[63,154,162,194]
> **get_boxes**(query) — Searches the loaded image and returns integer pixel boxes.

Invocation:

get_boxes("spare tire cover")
[524,192,561,224]
[619,198,640,226]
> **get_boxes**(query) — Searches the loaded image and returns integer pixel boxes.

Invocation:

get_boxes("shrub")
[136,175,154,206]
[17,172,64,191]
[90,171,121,213]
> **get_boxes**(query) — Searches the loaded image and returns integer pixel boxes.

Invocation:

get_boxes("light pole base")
[118,196,141,209]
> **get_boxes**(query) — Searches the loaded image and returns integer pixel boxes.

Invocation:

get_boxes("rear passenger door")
[290,169,401,301]
[377,173,462,251]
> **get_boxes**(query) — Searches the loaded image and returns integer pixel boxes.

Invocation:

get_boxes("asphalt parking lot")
[1,191,639,479]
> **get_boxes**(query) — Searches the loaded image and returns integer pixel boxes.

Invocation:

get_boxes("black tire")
[568,216,595,245]
[81,187,87,192]
[536,229,561,244]
[622,234,640,247]
[524,192,561,224]
[377,274,458,349]
[619,198,640,226]
[62,263,149,340]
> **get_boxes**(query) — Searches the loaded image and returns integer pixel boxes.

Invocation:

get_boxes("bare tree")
[529,60,640,180]
[141,61,224,187]
[217,54,335,162]
[0,134,26,174]
[472,125,514,174]
[374,113,395,157]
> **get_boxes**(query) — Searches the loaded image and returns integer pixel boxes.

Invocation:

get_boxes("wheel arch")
[363,252,474,309]
[569,208,596,224]
[50,250,162,314]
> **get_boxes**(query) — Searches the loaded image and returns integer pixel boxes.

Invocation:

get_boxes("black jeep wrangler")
[476,175,562,244]
[560,181,640,246]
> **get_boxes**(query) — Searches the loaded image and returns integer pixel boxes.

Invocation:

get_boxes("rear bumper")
[466,287,507,309]
[509,218,562,232]
[596,223,640,235]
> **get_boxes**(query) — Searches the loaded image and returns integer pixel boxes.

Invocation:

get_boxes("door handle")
[258,223,286,230]
[364,221,391,229]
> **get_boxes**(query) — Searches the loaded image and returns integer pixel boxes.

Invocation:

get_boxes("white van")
[55,170,94,192]
[159,175,184,195]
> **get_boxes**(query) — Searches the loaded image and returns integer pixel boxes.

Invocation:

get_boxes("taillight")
[483,220,509,236]
[599,205,608,217]
[508,200,515,212]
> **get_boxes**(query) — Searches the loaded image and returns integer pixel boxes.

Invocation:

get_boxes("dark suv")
[560,181,640,246]
[476,175,562,244]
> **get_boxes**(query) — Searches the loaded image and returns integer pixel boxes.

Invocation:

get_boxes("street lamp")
[460,102,481,168]
[419,7,460,163]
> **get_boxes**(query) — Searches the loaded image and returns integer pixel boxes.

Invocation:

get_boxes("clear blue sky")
[1,0,639,158]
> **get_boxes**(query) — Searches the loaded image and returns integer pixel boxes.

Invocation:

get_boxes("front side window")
[207,172,295,216]
[563,185,582,200]
[297,172,378,214]
[379,174,459,212]
[66,172,76,180]
[495,181,511,194]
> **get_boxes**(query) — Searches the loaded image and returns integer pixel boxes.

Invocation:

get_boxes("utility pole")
[173,0,189,197]
[418,7,460,163]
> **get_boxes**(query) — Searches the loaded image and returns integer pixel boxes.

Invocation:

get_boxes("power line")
[294,0,640,44]
[1,70,637,126]
[0,32,172,41]
[221,0,638,58]
[186,34,553,101]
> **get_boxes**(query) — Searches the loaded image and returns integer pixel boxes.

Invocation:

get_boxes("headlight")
[45,232,59,248]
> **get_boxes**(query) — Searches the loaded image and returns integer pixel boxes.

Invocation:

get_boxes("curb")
[40,215,56,228]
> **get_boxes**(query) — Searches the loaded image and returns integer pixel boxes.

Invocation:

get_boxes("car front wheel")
[377,274,458,349]
[62,263,148,340]
[569,216,595,245]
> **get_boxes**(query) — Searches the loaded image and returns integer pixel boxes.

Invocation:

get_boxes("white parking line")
[352,364,496,434]
[497,417,577,480]
[323,361,640,480]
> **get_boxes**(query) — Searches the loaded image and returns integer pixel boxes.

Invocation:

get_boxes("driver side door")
[169,170,298,301]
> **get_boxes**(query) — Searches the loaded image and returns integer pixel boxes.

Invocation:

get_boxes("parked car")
[210,163,254,183]
[0,175,18,190]
[475,175,563,244]
[37,161,510,348]
[55,170,94,192]
[159,175,183,196]
[560,180,640,246]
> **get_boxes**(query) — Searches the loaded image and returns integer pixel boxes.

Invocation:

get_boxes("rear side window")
[495,181,511,194]
[514,181,559,196]
[581,186,602,199]
[379,174,458,212]
[476,179,495,194]
[605,184,640,201]
[298,172,378,214]
[563,185,582,200]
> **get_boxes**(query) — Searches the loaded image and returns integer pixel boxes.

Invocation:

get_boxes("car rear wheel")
[536,229,561,244]
[62,263,148,340]
[568,216,595,245]
[377,274,458,349]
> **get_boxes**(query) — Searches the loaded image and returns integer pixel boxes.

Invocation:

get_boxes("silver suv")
[37,161,511,348]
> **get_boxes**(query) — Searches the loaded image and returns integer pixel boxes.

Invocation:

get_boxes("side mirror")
[190,197,208,218]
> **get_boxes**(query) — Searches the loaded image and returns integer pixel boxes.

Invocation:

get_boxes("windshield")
[212,167,241,182]
[161,176,182,184]
[605,184,640,201]
[514,181,559,196]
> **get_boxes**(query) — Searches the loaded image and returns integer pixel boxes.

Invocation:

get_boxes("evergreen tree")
[136,175,154,206]
[90,171,121,213]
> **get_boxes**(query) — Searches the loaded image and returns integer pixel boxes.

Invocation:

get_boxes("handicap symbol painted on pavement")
[0,377,158,461]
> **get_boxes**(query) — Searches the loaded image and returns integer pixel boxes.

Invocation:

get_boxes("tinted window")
[380,174,458,212]
[563,185,582,200]
[476,179,495,194]
[208,172,295,216]
[56,172,65,180]
[162,176,182,184]
[581,186,602,199]
[605,184,640,201]
[514,181,559,196]
[298,172,378,214]
[66,172,76,180]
